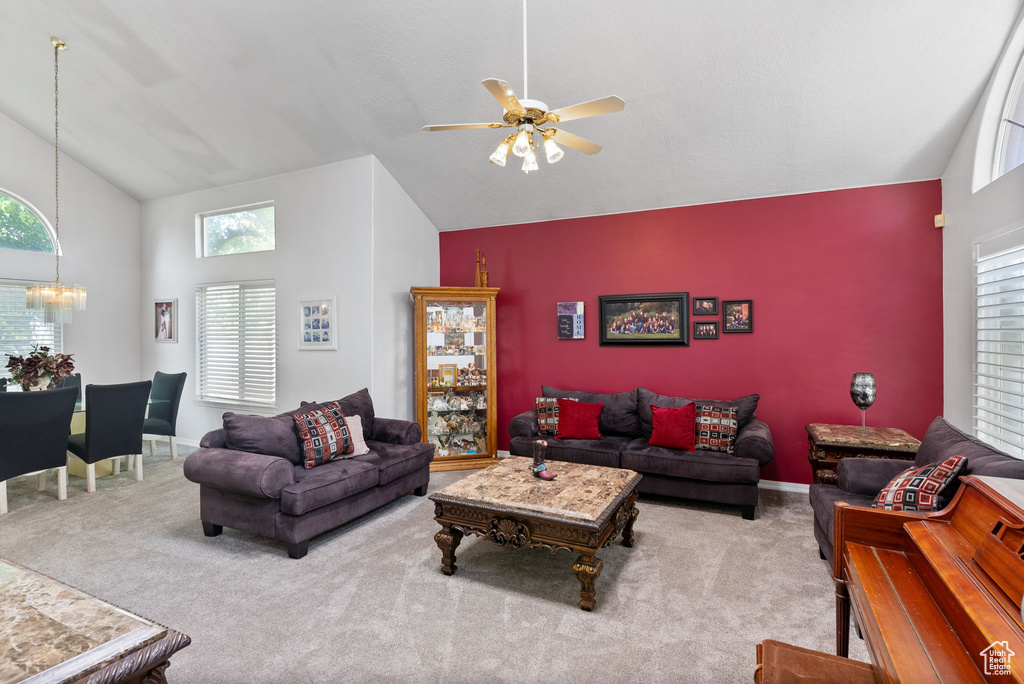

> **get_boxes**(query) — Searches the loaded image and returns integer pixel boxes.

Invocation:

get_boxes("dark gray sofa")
[183,388,433,559]
[509,386,774,519]
[809,416,1024,565]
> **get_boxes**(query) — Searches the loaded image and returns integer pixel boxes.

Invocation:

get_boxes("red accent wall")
[439,181,943,484]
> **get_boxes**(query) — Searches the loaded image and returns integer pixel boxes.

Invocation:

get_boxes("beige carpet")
[1,445,869,683]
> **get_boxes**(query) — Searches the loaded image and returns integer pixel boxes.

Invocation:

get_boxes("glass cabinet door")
[424,301,488,458]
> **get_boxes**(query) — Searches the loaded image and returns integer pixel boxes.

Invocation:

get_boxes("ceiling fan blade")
[482,78,525,114]
[422,123,509,131]
[549,129,602,155]
[548,96,625,123]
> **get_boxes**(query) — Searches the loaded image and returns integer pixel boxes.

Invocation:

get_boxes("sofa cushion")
[637,387,759,437]
[329,388,376,438]
[536,396,577,436]
[622,438,760,484]
[695,405,739,454]
[555,399,603,440]
[649,403,696,451]
[293,401,355,468]
[541,436,631,469]
[222,412,303,465]
[346,414,371,456]
[809,484,875,545]
[353,441,434,486]
[872,455,967,512]
[280,459,379,515]
[542,385,639,436]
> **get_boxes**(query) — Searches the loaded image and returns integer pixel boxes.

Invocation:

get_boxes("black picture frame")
[598,292,689,346]
[693,320,719,339]
[722,300,753,333]
[692,297,719,316]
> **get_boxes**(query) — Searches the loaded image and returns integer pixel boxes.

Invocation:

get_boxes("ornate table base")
[430,458,640,611]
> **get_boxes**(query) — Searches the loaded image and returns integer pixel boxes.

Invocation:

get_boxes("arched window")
[995,52,1024,181]
[0,190,55,254]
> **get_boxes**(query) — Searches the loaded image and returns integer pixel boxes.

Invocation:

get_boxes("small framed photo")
[692,297,719,316]
[154,299,178,343]
[438,363,458,387]
[693,321,719,339]
[723,300,753,333]
[298,297,337,350]
[598,292,689,346]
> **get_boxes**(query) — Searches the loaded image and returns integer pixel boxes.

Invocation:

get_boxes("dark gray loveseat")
[184,388,433,559]
[509,386,774,519]
[809,416,1024,565]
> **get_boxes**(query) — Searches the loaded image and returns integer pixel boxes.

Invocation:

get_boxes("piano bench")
[755,640,878,684]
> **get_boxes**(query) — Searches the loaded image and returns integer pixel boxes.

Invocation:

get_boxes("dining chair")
[67,380,152,493]
[0,386,78,514]
[142,371,187,461]
[60,373,82,402]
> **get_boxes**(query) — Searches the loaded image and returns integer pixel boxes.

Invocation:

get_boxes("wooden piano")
[834,475,1024,683]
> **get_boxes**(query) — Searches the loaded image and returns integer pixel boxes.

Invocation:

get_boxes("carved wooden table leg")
[835,577,850,657]
[572,554,604,611]
[621,503,639,547]
[434,524,463,576]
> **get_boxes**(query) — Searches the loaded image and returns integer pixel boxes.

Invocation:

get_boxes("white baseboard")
[497,449,511,458]
[175,437,201,448]
[758,479,810,494]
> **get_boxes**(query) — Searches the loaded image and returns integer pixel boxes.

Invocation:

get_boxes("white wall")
[0,111,141,386]
[943,11,1024,429]
[141,156,438,442]
[371,157,440,420]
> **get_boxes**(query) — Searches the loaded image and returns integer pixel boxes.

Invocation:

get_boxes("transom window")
[199,203,275,257]
[0,282,62,380]
[995,52,1024,181]
[0,191,55,254]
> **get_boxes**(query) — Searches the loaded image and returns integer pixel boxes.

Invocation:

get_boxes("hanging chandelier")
[27,37,86,324]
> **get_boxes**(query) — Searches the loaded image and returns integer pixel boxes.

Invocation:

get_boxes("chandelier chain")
[54,41,60,284]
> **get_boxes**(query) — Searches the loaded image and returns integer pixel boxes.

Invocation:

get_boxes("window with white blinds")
[0,282,62,379]
[196,280,276,407]
[975,230,1024,456]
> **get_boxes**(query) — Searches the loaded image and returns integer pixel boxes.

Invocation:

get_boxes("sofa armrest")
[509,409,541,440]
[200,428,227,449]
[183,448,295,499]
[734,417,773,466]
[837,458,913,497]
[370,417,422,445]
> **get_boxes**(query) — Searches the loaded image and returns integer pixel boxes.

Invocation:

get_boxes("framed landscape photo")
[154,299,177,343]
[692,297,719,316]
[693,320,719,339]
[298,297,337,350]
[599,292,689,346]
[722,300,753,333]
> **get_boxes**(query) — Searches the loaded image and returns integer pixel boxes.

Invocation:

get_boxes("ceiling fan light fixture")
[543,137,563,164]
[522,146,539,173]
[511,128,532,157]
[489,138,511,166]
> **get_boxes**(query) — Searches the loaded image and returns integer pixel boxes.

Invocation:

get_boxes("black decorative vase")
[850,373,876,428]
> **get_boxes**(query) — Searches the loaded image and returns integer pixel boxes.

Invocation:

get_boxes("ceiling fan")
[422,1,625,173]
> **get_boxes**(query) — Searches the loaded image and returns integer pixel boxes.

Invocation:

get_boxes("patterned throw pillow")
[872,455,966,512]
[293,401,354,468]
[536,396,578,436]
[695,405,739,454]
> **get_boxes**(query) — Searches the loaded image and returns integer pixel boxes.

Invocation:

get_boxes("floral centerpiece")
[5,345,76,391]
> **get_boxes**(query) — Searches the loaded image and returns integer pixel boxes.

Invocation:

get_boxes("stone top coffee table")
[430,456,641,611]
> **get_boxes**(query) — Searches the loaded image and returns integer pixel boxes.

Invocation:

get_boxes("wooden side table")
[806,424,920,485]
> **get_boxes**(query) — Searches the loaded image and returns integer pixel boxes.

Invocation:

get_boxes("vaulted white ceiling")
[3,2,1022,230]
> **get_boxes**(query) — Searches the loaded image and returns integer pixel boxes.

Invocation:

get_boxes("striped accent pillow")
[293,400,354,468]
[872,455,966,512]
[536,396,578,436]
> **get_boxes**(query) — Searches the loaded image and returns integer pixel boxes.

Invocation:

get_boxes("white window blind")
[0,283,62,379]
[196,280,276,407]
[974,230,1024,456]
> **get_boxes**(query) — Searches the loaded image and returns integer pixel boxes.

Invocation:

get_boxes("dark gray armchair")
[809,416,1024,565]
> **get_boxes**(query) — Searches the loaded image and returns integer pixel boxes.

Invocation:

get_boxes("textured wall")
[440,181,943,485]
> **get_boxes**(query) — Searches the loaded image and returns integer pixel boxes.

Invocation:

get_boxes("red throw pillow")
[555,398,603,440]
[649,403,697,451]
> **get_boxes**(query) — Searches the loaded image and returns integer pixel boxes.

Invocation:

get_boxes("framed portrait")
[692,297,719,316]
[438,363,458,387]
[298,297,337,350]
[154,299,177,343]
[693,320,719,339]
[722,300,753,333]
[598,292,689,346]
